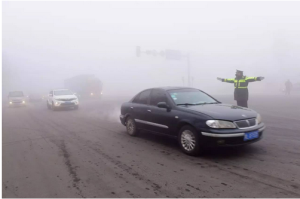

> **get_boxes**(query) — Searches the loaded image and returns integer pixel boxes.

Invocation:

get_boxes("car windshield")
[168,89,218,105]
[9,91,24,97]
[54,90,73,96]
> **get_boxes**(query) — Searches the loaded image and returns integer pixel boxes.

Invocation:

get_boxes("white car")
[8,91,27,107]
[47,89,79,110]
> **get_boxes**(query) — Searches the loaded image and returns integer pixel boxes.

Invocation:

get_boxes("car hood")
[180,103,257,121]
[53,95,77,100]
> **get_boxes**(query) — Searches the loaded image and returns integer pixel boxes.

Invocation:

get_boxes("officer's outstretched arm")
[218,78,235,83]
[245,76,265,82]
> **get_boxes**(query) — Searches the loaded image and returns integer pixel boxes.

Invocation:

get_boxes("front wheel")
[179,126,203,156]
[52,102,57,111]
[126,117,138,136]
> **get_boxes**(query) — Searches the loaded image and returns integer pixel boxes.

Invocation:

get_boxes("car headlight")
[22,101,26,104]
[206,120,236,129]
[9,102,12,104]
[54,101,60,105]
[90,93,94,96]
[256,114,262,124]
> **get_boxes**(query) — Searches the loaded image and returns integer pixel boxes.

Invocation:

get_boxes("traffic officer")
[217,70,265,108]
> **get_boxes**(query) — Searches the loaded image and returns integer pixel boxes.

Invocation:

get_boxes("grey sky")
[3,1,300,96]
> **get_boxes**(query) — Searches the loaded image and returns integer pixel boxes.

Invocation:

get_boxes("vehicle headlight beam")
[256,114,262,124]
[206,120,236,129]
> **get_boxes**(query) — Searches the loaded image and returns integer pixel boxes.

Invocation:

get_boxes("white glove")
[217,77,224,81]
[259,77,265,80]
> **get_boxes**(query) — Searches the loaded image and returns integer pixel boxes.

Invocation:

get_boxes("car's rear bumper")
[199,124,265,147]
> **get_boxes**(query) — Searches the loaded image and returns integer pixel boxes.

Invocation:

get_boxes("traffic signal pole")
[136,46,192,87]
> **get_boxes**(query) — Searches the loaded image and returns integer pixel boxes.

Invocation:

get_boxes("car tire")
[178,125,203,156]
[52,102,57,111]
[126,117,138,136]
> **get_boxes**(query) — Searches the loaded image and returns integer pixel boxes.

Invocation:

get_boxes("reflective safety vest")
[223,76,259,89]
[222,76,260,101]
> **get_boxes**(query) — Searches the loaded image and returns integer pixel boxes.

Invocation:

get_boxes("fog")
[3,1,300,98]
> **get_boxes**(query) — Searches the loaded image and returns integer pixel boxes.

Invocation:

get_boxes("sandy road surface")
[2,95,300,197]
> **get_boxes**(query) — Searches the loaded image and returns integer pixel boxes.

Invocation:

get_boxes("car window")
[168,89,217,105]
[132,94,140,103]
[49,91,53,95]
[54,90,73,96]
[135,90,151,104]
[150,89,168,106]
[9,91,24,97]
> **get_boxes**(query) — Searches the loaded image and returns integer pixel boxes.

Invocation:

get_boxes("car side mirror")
[157,102,171,111]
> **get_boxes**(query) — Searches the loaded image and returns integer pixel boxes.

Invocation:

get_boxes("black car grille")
[234,118,256,128]
[57,98,76,101]
[60,102,75,106]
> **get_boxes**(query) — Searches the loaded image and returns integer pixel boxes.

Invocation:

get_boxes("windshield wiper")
[176,103,198,106]
[199,102,219,105]
[177,102,219,106]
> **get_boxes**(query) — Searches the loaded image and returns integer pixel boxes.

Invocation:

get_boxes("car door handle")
[147,110,151,112]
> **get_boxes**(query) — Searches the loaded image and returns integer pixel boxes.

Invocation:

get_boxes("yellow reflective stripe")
[237,87,247,88]
[255,77,257,80]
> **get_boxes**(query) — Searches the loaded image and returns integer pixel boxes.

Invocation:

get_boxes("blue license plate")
[244,131,259,141]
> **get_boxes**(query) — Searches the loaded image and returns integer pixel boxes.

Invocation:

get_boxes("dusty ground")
[2,94,300,197]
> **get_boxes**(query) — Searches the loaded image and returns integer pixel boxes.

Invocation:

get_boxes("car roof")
[151,87,197,91]
[9,91,23,93]
[52,89,70,91]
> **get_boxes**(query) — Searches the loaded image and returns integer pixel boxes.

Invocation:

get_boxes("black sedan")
[120,87,265,155]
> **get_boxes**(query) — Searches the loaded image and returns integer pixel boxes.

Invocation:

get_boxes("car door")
[130,89,152,130]
[147,89,178,135]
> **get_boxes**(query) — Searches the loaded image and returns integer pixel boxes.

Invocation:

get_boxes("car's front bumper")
[120,115,126,125]
[9,102,26,107]
[199,123,265,147]
[54,102,79,109]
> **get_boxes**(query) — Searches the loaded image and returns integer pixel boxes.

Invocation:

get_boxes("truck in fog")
[64,75,103,98]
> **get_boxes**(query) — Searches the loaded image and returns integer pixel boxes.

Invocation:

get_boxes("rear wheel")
[126,117,138,136]
[179,126,203,156]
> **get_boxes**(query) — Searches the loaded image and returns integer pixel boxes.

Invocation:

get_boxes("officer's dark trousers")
[236,100,248,108]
